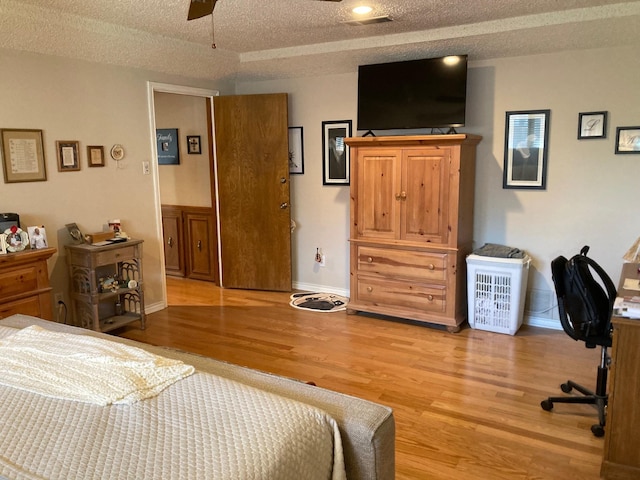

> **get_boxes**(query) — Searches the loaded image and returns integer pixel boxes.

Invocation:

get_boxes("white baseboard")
[144,300,166,315]
[524,314,562,330]
[292,281,349,298]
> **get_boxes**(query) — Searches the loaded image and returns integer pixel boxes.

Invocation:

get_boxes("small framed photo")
[503,110,550,190]
[578,111,607,139]
[27,226,48,249]
[1,128,47,183]
[615,126,640,154]
[65,222,85,244]
[288,126,304,174]
[157,128,180,165]
[56,140,80,171]
[87,145,105,167]
[186,135,201,155]
[322,120,352,185]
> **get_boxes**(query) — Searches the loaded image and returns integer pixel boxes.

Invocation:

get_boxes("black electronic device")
[357,55,468,133]
[0,213,20,233]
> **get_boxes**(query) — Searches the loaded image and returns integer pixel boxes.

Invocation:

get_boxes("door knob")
[167,237,173,247]
[197,240,202,251]
[280,202,289,209]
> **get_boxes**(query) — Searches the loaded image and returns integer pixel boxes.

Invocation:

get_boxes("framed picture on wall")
[578,111,607,139]
[87,145,105,167]
[503,110,550,190]
[288,126,304,174]
[0,128,47,183]
[186,135,201,154]
[615,126,640,154]
[322,120,351,185]
[56,140,80,172]
[156,128,180,165]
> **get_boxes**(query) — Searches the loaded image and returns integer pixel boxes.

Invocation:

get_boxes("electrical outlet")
[54,293,64,304]
[142,161,150,175]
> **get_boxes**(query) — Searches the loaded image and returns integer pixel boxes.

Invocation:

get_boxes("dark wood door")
[161,205,184,277]
[185,210,216,281]
[214,93,291,291]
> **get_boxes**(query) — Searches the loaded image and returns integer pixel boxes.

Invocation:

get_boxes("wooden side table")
[66,240,145,332]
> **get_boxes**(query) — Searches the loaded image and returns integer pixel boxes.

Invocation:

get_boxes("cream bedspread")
[0,325,194,405]
[0,325,346,480]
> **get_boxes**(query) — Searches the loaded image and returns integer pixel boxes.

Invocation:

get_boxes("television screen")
[357,55,468,132]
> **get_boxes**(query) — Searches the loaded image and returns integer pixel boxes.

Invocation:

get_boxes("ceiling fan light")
[353,6,373,15]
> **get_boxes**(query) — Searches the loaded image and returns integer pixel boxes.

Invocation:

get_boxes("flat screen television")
[357,55,468,133]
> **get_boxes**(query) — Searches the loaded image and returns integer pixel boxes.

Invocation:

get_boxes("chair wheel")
[541,399,553,411]
[560,383,573,393]
[591,424,605,437]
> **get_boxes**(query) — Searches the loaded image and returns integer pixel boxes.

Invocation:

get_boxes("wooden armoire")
[345,134,482,332]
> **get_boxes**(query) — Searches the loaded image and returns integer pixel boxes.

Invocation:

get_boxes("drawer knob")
[367,286,373,293]
[428,264,435,270]
[367,257,373,263]
[427,294,434,301]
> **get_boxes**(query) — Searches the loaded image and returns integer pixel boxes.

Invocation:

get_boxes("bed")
[0,315,394,480]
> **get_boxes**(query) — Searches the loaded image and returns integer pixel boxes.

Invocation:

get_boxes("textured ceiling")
[0,0,639,83]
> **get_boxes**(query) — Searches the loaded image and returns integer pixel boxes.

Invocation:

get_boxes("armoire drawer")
[355,275,446,313]
[356,246,447,282]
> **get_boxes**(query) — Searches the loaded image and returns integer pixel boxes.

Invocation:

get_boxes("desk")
[601,263,640,479]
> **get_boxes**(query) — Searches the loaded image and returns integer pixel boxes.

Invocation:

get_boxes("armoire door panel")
[402,149,450,244]
[357,149,401,240]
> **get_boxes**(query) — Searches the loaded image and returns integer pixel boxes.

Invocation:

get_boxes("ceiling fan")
[188,0,342,21]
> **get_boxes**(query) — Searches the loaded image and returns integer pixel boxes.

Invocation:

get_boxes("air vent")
[343,15,393,26]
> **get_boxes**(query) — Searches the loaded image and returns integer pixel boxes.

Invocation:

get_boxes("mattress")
[0,324,346,480]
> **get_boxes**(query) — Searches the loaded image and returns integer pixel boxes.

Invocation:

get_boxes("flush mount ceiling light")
[443,55,462,66]
[353,6,373,14]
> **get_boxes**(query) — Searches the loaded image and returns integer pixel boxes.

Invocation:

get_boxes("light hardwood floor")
[118,277,605,480]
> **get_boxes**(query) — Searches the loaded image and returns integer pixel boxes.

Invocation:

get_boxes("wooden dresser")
[345,134,482,332]
[0,247,56,320]
[601,263,640,478]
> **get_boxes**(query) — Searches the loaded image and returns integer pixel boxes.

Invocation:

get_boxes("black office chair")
[540,246,616,437]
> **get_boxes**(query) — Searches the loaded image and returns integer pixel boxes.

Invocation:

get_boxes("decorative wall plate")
[110,144,125,161]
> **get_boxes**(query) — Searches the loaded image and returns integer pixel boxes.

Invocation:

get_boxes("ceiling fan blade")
[187,0,216,21]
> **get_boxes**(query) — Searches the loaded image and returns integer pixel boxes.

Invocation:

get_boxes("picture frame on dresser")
[503,110,550,190]
[0,128,47,183]
[56,140,81,172]
[322,120,351,185]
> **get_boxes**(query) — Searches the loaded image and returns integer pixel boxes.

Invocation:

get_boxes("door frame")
[146,82,219,308]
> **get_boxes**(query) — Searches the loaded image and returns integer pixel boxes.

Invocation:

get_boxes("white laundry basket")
[466,254,531,335]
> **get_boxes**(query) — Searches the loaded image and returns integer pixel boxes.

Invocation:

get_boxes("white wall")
[238,74,357,296]
[239,45,640,328]
[2,44,638,329]
[155,92,212,207]
[0,48,230,313]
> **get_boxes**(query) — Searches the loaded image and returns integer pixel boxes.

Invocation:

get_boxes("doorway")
[147,82,220,309]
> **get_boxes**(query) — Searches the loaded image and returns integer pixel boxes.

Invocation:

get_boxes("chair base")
[541,348,609,437]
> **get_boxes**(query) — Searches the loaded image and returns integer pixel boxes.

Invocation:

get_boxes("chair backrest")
[551,246,616,347]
